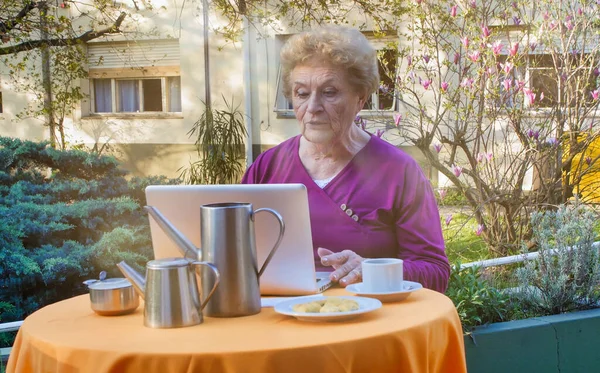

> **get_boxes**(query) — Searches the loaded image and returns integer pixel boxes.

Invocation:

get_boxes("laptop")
[144,183,332,295]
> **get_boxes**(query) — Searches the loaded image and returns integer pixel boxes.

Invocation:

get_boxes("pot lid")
[87,278,133,290]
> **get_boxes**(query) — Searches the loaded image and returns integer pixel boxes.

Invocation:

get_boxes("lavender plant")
[515,205,600,315]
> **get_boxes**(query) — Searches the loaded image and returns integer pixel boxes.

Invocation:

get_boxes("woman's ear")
[357,95,367,111]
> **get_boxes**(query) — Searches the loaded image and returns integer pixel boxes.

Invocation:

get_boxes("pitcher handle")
[192,261,220,311]
[254,208,285,277]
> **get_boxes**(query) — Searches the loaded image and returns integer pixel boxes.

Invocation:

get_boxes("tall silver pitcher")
[144,202,284,318]
[200,202,284,317]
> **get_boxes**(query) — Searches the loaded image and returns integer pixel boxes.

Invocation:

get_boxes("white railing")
[460,241,600,270]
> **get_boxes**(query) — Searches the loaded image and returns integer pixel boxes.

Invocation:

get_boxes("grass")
[441,210,489,264]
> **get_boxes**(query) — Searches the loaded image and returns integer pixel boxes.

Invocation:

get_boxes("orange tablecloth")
[7,288,466,373]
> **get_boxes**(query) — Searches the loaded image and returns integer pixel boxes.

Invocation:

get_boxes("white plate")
[273,295,382,322]
[345,281,423,302]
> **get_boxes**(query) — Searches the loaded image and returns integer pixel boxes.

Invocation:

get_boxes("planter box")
[464,308,600,373]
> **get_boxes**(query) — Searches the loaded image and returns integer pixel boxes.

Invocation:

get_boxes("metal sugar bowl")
[83,272,140,316]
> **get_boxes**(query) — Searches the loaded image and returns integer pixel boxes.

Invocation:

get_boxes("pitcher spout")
[144,206,201,261]
[117,261,146,299]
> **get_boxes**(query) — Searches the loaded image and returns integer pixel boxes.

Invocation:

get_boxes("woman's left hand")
[317,247,364,286]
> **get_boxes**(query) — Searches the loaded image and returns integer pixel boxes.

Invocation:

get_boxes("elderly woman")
[242,25,450,292]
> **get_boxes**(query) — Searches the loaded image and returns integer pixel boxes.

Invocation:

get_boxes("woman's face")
[290,63,365,146]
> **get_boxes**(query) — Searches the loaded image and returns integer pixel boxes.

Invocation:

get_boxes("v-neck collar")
[293,134,375,190]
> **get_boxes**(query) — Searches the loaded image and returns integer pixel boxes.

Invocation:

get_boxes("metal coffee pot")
[145,202,285,317]
[117,258,219,328]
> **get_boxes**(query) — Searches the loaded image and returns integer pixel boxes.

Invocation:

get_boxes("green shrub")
[515,205,600,316]
[445,263,514,332]
[0,136,178,344]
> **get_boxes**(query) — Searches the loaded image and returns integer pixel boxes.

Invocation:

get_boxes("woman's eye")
[323,89,338,97]
[296,91,309,99]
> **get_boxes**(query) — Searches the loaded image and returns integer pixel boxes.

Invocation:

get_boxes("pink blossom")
[460,78,474,89]
[481,25,490,39]
[445,214,453,226]
[375,129,384,138]
[394,113,402,127]
[585,156,592,165]
[407,55,413,66]
[527,129,540,140]
[354,115,366,130]
[468,51,481,62]
[502,62,513,75]
[461,37,469,48]
[543,12,550,21]
[438,189,447,199]
[476,153,484,163]
[513,16,521,25]
[509,43,519,57]
[578,8,583,16]
[591,89,600,101]
[594,67,600,77]
[450,5,458,17]
[502,78,512,91]
[422,80,432,90]
[452,164,463,177]
[540,92,544,102]
[549,21,558,30]
[441,81,449,92]
[453,52,461,65]
[491,40,503,56]
[434,143,442,153]
[469,0,476,8]
[516,80,526,91]
[475,224,484,236]
[565,20,574,30]
[547,137,559,146]
[423,54,431,64]
[530,42,537,51]
[523,88,536,106]
[486,152,493,162]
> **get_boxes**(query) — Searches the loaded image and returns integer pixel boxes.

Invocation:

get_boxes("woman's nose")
[306,93,324,113]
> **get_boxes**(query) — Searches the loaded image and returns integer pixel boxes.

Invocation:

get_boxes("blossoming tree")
[392,0,600,254]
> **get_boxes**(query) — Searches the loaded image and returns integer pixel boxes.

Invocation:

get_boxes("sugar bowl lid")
[83,272,133,290]
[86,277,133,290]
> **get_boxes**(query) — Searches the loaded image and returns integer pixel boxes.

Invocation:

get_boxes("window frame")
[89,76,182,116]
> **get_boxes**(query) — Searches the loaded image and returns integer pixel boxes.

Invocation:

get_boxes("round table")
[7,288,467,373]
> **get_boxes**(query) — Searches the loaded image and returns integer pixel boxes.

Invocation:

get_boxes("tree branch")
[0,12,127,55]
[0,1,43,34]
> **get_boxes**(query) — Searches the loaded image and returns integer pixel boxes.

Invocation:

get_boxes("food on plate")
[292,297,359,313]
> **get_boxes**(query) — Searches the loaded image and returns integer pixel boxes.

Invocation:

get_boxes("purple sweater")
[242,135,450,292]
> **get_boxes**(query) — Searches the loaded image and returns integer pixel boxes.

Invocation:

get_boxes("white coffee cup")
[361,258,404,293]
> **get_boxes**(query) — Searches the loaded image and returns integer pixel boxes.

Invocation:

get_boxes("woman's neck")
[300,127,371,162]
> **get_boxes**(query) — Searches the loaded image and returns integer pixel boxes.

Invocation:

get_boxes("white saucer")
[345,281,423,302]
[273,295,382,322]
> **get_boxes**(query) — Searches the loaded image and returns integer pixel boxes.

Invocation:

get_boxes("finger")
[317,247,334,258]
[330,259,359,282]
[339,267,362,287]
[321,250,354,267]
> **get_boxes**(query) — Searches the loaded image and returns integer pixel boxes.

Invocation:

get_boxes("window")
[87,40,182,115]
[498,54,597,109]
[274,33,399,114]
[92,76,181,113]
[529,54,597,108]
[364,47,399,111]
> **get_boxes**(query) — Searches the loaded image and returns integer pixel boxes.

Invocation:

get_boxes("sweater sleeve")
[395,164,450,293]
